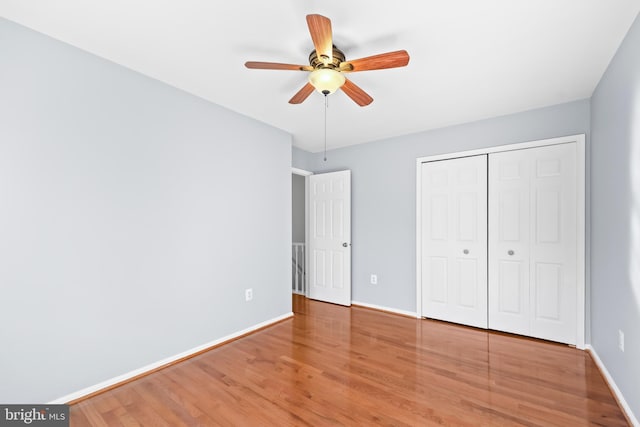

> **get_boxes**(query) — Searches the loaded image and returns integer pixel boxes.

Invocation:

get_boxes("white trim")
[416,156,423,318]
[291,167,313,176]
[575,135,586,349]
[415,134,585,164]
[304,175,310,297]
[586,345,639,426]
[352,301,417,318]
[49,312,294,404]
[416,134,586,347]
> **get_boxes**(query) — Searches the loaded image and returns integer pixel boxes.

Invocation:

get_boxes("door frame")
[292,167,313,297]
[415,134,586,349]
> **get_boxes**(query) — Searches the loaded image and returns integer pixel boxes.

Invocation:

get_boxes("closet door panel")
[489,152,530,335]
[421,155,488,328]
[530,143,577,344]
[489,143,577,345]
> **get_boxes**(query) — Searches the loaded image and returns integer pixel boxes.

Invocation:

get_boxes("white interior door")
[489,143,577,344]
[421,155,488,328]
[308,170,351,306]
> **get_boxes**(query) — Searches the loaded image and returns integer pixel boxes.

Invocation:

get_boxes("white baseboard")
[352,300,417,318]
[49,312,294,404]
[586,345,639,426]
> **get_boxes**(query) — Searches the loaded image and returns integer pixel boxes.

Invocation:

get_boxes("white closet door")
[421,155,487,328]
[529,144,577,343]
[487,151,531,335]
[489,143,577,344]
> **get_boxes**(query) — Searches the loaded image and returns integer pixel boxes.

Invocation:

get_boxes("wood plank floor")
[71,295,628,426]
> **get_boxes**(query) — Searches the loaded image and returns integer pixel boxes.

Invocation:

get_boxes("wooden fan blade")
[245,61,313,71]
[341,78,373,106]
[339,50,410,72]
[289,83,315,104]
[306,14,333,63]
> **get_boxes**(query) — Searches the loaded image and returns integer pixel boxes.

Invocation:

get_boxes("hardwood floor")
[71,295,628,426]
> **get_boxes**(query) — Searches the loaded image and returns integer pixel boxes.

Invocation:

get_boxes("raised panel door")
[308,170,351,306]
[530,143,577,344]
[489,152,530,335]
[421,155,488,328]
[489,144,577,344]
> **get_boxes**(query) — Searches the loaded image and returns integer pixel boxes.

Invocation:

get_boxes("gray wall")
[292,146,314,172]
[591,12,640,420]
[304,100,590,312]
[292,174,305,243]
[0,18,292,403]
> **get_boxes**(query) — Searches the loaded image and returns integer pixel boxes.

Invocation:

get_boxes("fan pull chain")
[323,94,328,161]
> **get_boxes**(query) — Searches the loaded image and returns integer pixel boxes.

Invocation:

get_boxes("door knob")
[463,249,469,254]
[342,242,349,247]
[508,250,515,256]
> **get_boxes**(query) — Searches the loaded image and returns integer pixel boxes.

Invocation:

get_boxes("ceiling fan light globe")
[308,68,345,95]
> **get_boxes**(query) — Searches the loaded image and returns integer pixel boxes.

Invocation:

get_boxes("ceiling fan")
[244,14,410,106]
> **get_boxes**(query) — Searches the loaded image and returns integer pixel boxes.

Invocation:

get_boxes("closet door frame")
[415,134,586,349]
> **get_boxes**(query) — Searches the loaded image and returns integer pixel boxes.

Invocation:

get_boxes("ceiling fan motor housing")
[309,45,346,69]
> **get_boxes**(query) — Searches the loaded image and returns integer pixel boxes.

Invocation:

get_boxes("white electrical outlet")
[619,330,624,352]
[245,288,253,301]
[370,274,378,285]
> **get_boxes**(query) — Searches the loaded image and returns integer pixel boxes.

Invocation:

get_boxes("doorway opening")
[292,168,312,295]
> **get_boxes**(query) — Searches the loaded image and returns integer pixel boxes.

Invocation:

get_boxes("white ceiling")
[1,1,639,153]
